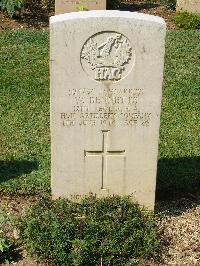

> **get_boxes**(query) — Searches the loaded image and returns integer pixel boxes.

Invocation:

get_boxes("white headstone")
[50,11,166,210]
[176,0,200,13]
[55,0,106,14]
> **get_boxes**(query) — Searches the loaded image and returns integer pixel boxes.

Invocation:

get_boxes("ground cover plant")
[0,207,17,263]
[0,0,24,16]
[172,11,200,29]
[0,29,199,199]
[0,229,12,263]
[20,195,161,265]
[160,0,176,10]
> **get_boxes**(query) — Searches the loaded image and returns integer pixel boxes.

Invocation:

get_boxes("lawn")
[0,30,50,195]
[0,29,199,199]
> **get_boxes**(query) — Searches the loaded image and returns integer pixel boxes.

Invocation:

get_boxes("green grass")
[0,30,50,195]
[0,29,199,199]
[157,29,200,198]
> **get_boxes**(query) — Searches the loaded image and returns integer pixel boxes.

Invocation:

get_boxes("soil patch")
[0,1,176,31]
[157,198,200,265]
[120,1,176,29]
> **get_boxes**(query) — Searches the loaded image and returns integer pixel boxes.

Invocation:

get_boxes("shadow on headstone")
[119,2,160,12]
[156,156,200,201]
[0,160,39,183]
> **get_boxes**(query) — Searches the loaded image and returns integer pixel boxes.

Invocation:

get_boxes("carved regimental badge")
[81,32,134,82]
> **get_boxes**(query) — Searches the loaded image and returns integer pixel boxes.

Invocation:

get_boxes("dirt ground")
[0,1,176,31]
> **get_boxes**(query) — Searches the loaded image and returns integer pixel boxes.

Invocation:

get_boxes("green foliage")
[0,230,12,263]
[160,0,176,10]
[76,4,89,11]
[0,208,16,263]
[20,196,161,266]
[172,12,200,29]
[107,0,121,9]
[25,0,55,18]
[0,230,10,253]
[0,0,24,15]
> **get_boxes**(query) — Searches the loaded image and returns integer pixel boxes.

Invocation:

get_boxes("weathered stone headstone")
[176,0,200,13]
[55,0,106,15]
[50,11,166,210]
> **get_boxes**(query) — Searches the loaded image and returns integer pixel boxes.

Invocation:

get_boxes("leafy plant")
[161,0,176,10]
[0,230,10,252]
[20,196,161,266]
[76,4,89,11]
[172,11,200,29]
[107,0,121,9]
[0,230,12,263]
[0,0,24,15]
[25,0,55,18]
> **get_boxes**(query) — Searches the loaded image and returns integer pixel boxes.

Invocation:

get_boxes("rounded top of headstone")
[50,10,166,26]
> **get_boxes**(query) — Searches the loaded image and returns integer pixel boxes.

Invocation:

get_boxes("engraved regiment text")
[61,87,152,127]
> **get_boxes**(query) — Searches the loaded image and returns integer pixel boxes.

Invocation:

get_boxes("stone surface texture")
[55,0,106,14]
[176,0,200,13]
[50,11,166,210]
